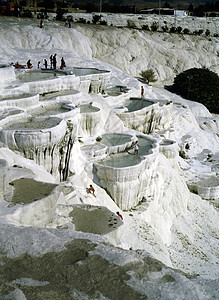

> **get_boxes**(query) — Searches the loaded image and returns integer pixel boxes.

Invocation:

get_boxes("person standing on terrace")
[141,86,144,98]
[134,141,141,155]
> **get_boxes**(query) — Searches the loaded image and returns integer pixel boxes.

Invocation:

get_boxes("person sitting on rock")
[116,211,123,220]
[14,62,26,69]
[87,185,96,197]
[27,59,33,69]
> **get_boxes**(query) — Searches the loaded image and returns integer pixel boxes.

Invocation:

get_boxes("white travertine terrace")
[188,177,219,201]
[0,159,9,197]
[6,177,59,227]
[0,92,39,108]
[117,98,174,134]
[159,139,179,159]
[0,117,68,178]
[79,103,101,136]
[94,135,158,210]
[0,65,16,88]
[15,68,110,95]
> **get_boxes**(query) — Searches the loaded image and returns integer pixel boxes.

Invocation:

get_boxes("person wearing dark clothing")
[116,211,123,220]
[49,55,53,69]
[141,86,144,98]
[53,54,57,69]
[27,59,32,69]
[44,59,47,69]
[60,57,66,70]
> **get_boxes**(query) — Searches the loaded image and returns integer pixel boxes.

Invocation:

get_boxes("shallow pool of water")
[137,137,154,155]
[3,117,61,130]
[160,140,174,146]
[97,137,153,168]
[0,108,23,121]
[98,152,141,168]
[0,93,31,101]
[17,70,65,83]
[100,133,132,147]
[68,68,109,76]
[10,178,57,205]
[29,104,72,117]
[80,104,100,113]
[40,89,78,101]
[125,98,154,112]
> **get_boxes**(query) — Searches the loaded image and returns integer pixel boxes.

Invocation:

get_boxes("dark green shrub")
[100,20,107,25]
[139,69,157,84]
[151,22,158,31]
[170,26,176,33]
[21,10,33,18]
[205,29,210,36]
[161,25,168,32]
[198,29,204,35]
[127,19,136,28]
[56,7,66,21]
[176,26,182,33]
[183,28,190,34]
[172,68,219,114]
[142,24,149,30]
[92,15,102,24]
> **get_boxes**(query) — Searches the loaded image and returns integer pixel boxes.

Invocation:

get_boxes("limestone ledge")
[0,65,16,84]
[188,176,219,201]
[22,74,81,95]
[159,139,179,159]
[0,117,67,149]
[0,92,39,109]
[117,100,173,134]
[79,103,101,137]
[94,138,158,210]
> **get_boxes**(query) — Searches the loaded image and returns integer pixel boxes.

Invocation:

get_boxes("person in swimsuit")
[134,141,141,155]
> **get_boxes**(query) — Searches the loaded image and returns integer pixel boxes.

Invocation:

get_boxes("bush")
[151,22,158,31]
[205,29,210,36]
[127,19,136,28]
[176,26,182,33]
[139,69,157,84]
[92,15,102,24]
[161,25,168,32]
[21,10,33,18]
[183,28,190,34]
[169,26,176,33]
[142,24,149,30]
[172,68,219,114]
[56,7,67,21]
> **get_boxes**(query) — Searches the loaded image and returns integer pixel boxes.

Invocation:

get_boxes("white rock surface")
[0,15,218,299]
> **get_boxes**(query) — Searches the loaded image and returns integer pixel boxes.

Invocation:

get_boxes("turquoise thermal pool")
[29,103,72,117]
[40,90,78,101]
[0,93,32,101]
[17,70,66,83]
[68,67,109,76]
[97,137,154,168]
[3,117,61,130]
[99,133,132,147]
[80,104,100,113]
[125,98,154,112]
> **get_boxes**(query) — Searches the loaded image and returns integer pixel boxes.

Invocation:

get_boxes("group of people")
[48,54,66,70]
[14,55,66,70]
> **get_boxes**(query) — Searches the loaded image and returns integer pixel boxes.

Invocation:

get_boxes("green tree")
[139,69,157,84]
[172,68,219,113]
